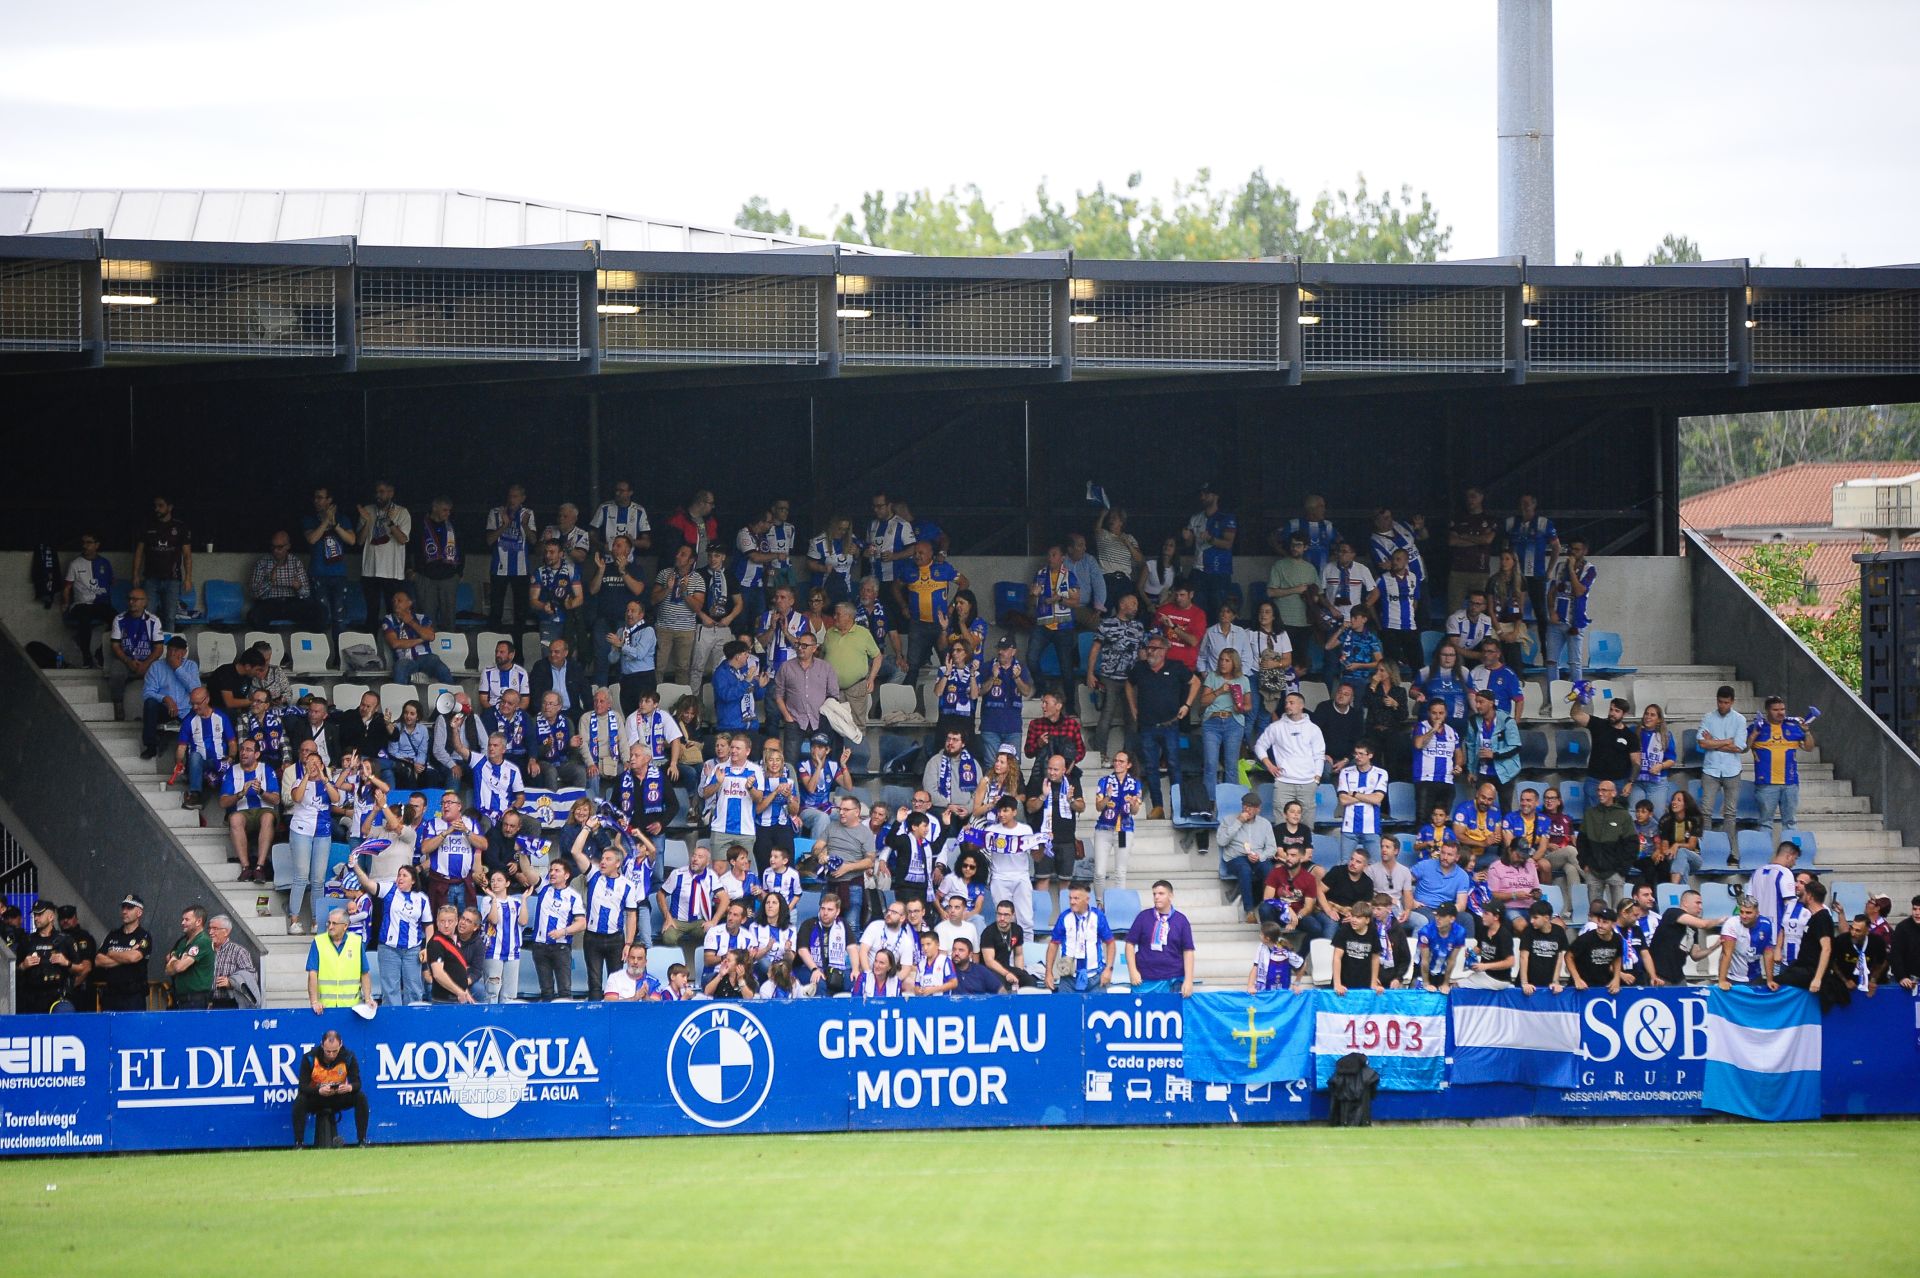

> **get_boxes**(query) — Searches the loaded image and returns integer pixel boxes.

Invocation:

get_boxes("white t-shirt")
[282,763,332,838]
[859,919,920,969]
[360,502,412,580]
[603,968,653,1000]
[935,918,981,954]
[1718,918,1766,983]
[65,557,111,605]
[1321,561,1378,619]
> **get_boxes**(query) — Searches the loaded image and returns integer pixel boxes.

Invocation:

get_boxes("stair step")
[70,700,115,721]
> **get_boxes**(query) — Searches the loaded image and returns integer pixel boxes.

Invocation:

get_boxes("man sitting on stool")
[293,1029,369,1148]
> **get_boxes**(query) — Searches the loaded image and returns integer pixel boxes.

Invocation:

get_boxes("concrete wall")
[1689,533,1917,846]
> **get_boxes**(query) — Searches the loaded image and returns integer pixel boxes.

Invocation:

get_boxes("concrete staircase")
[47,669,312,1007]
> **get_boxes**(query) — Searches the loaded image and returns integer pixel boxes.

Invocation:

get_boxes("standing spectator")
[1545,536,1596,682]
[1325,609,1382,694]
[207,915,260,1009]
[1086,593,1145,759]
[356,480,411,627]
[1445,487,1498,610]
[1777,878,1842,1005]
[1183,482,1236,620]
[588,533,647,685]
[1025,754,1085,900]
[528,859,587,1000]
[133,494,191,628]
[1027,544,1082,712]
[1749,696,1815,846]
[733,509,776,635]
[605,599,657,710]
[1124,880,1196,996]
[1456,899,1518,989]
[409,494,462,634]
[541,502,592,566]
[1648,888,1726,987]
[1044,883,1112,992]
[688,543,742,696]
[1154,580,1207,676]
[1374,548,1423,678]
[484,483,537,627]
[1888,895,1920,992]
[1335,741,1389,857]
[591,478,651,553]
[529,538,584,647]
[1568,907,1626,993]
[1462,689,1522,809]
[897,539,959,685]
[666,489,719,559]
[1578,780,1638,909]
[761,497,798,591]
[1256,690,1326,822]
[806,514,860,605]
[479,871,526,1002]
[1518,901,1571,995]
[1329,895,1384,996]
[1092,508,1144,610]
[1571,692,1638,805]
[1266,531,1319,669]
[581,845,641,1000]
[162,905,215,1009]
[1061,532,1108,628]
[302,487,357,636]
[1717,896,1779,990]
[1319,541,1379,624]
[61,532,115,666]
[1193,649,1251,816]
[13,901,77,1013]
[1218,790,1276,924]
[1484,551,1530,669]
[1127,638,1190,820]
[1696,685,1749,838]
[245,532,321,628]
[1367,508,1428,589]
[1466,639,1525,718]
[530,636,590,715]
[1023,690,1086,787]
[1411,698,1461,823]
[773,631,840,758]
[1277,494,1341,572]
[659,844,725,977]
[107,586,163,722]
[94,894,153,1012]
[1502,494,1559,645]
[821,602,882,725]
[1313,682,1366,778]
[652,543,705,687]
[1141,535,1182,610]
[1089,749,1144,895]
[381,590,452,685]
[204,646,263,716]
[284,740,343,934]
[978,637,1034,762]
[864,490,913,595]
[1195,599,1258,682]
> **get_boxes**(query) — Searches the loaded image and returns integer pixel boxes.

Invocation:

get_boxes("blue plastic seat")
[1587,631,1634,673]
[1420,630,1445,667]
[1560,783,1586,820]
[1169,784,1219,831]
[1102,888,1142,931]
[1386,782,1416,826]
[1031,889,1057,931]
[878,735,923,779]
[1518,730,1551,769]
[1553,728,1589,770]
[993,581,1026,624]
[1788,830,1818,864]
[1310,833,1340,868]
[1214,782,1249,818]
[1735,829,1774,869]
[844,737,874,777]
[455,582,477,619]
[1699,882,1737,918]
[202,579,246,625]
[110,579,131,610]
[1077,630,1097,671]
[879,784,915,813]
[1656,883,1684,911]
[1539,885,1566,918]
[1736,783,1761,823]
[1313,783,1338,826]
[1830,880,1868,920]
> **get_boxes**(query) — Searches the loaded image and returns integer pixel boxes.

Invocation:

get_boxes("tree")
[1645,233,1703,265]
[737,169,1451,262]
[1729,541,1862,688]
[1680,404,1920,497]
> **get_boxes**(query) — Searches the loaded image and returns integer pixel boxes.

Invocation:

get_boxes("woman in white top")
[852,948,903,997]
[757,893,797,976]
[479,869,526,1003]
[283,741,343,936]
[971,749,1024,825]
[364,863,432,1007]
[1141,536,1182,609]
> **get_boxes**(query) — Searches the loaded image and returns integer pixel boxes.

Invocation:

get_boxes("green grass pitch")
[3,1123,1910,1274]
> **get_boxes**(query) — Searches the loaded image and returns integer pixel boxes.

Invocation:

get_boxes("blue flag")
[1181,990,1313,1084]
[1085,482,1111,510]
[1312,990,1448,1090]
[1449,987,1581,1088]
[1702,986,1822,1122]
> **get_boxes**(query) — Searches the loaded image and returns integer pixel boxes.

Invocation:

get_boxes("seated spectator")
[432,705,486,792]
[1044,883,1112,992]
[950,936,1001,994]
[292,1030,368,1148]
[1320,847,1376,931]
[908,928,958,995]
[1329,895,1384,995]
[382,590,452,685]
[478,639,530,710]
[1518,900,1571,995]
[1536,787,1580,900]
[247,532,323,628]
[219,736,279,883]
[105,585,163,720]
[205,646,265,717]
[851,948,903,997]
[1414,902,1470,990]
[139,637,200,761]
[1218,790,1277,925]
[62,532,116,666]
[1407,842,1472,937]
[1446,590,1495,659]
[531,636,590,716]
[1249,922,1306,993]
[603,942,663,1001]
[978,898,1039,990]
[175,687,236,810]
[1655,791,1704,886]
[530,691,587,789]
[483,688,535,772]
[1487,842,1541,922]
[1262,834,1322,940]
[341,689,391,761]
[659,843,725,977]
[206,914,260,1009]
[385,698,435,787]
[1367,834,1414,922]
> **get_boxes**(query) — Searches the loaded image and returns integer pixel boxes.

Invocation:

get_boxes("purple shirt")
[1125,908,1195,982]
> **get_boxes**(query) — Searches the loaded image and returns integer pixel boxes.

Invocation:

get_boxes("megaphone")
[434,690,462,717]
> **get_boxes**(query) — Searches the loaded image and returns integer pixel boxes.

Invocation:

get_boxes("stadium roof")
[0,187,850,254]
[1681,461,1920,534]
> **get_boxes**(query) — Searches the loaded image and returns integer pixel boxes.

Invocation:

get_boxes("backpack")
[1327,1052,1378,1127]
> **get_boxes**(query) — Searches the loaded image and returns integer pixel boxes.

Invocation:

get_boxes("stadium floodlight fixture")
[101,294,158,306]
[1067,312,1099,324]
[1521,316,1540,327]
[836,307,872,319]
[1296,314,1320,326]
[596,303,639,315]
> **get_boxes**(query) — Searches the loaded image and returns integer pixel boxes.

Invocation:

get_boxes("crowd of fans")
[17,478,1915,1011]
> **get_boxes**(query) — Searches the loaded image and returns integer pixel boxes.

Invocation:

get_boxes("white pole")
[1497,0,1555,263]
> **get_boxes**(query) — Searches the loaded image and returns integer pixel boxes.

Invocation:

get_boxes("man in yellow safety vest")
[307,907,371,1013]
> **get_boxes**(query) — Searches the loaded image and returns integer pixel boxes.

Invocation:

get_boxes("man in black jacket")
[529,637,591,715]
[293,1030,369,1147]
[285,695,343,769]
[1892,895,1920,992]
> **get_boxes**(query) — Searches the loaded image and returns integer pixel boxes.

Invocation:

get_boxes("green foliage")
[738,169,1451,263]
[1730,541,1862,688]
[1681,404,1920,497]
[1644,233,1703,265]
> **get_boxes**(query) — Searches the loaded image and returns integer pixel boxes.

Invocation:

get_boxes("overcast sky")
[3,0,1914,264]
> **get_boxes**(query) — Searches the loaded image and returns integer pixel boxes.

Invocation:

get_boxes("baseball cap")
[808,733,832,749]
[1594,906,1617,921]
[31,899,55,916]
[996,635,1016,649]
[55,904,77,921]
[121,893,146,909]
[1199,480,1217,494]
[996,743,1018,756]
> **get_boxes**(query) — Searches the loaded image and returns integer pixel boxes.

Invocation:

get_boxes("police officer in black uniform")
[14,900,77,1013]
[93,894,155,1012]
[54,905,97,1010]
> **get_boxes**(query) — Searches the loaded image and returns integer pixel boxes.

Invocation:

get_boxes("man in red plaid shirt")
[1023,690,1086,789]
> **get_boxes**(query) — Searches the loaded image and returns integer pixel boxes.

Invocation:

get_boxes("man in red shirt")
[1261,842,1328,942]
[664,489,719,558]
[1154,582,1207,673]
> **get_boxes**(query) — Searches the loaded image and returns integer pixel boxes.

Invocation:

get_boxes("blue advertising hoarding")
[0,988,1913,1156]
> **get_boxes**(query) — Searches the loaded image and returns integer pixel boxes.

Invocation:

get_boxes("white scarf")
[1063,909,1101,964]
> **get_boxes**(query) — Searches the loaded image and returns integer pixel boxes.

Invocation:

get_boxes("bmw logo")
[666,1005,775,1129]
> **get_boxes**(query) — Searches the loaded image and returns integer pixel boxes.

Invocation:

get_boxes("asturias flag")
[1181,990,1314,1085]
